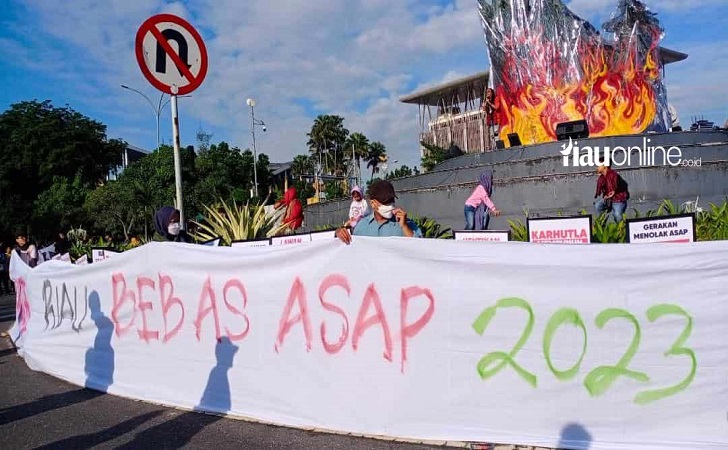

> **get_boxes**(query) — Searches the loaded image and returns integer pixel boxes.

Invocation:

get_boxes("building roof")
[400,71,490,106]
[126,144,151,154]
[399,47,687,106]
[269,161,293,177]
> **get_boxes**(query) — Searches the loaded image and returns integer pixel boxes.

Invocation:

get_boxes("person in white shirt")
[14,232,38,268]
[346,186,369,228]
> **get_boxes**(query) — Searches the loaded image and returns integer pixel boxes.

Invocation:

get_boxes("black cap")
[368,179,397,204]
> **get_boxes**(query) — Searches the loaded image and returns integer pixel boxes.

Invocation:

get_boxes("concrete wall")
[302,131,728,232]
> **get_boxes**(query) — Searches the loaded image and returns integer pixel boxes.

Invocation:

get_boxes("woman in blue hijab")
[464,169,501,230]
[154,206,191,242]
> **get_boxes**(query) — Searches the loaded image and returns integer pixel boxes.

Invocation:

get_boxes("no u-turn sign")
[135,14,208,95]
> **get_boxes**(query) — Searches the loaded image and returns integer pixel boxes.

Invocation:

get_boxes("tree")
[196,126,213,153]
[34,174,91,233]
[345,132,370,182]
[366,142,387,180]
[291,154,314,178]
[420,141,449,172]
[194,141,248,205]
[84,180,140,241]
[385,165,417,180]
[306,115,349,176]
[0,100,126,240]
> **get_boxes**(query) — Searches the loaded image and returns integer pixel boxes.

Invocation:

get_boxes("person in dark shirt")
[54,232,71,255]
[594,157,629,222]
[153,206,192,243]
[335,179,422,244]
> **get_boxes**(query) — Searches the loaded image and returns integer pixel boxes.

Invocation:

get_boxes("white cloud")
[3,0,726,173]
[664,42,728,127]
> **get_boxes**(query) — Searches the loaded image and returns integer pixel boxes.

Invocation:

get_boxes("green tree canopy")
[306,115,350,176]
[0,100,126,240]
[385,165,418,180]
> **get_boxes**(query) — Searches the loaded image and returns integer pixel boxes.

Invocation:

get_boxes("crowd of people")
[333,159,629,244]
[0,160,630,274]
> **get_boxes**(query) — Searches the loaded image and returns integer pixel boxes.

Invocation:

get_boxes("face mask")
[377,204,394,219]
[167,223,181,236]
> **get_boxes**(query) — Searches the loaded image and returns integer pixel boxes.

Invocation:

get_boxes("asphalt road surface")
[0,294,460,450]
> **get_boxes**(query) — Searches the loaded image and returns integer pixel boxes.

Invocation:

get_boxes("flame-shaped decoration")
[478,0,670,145]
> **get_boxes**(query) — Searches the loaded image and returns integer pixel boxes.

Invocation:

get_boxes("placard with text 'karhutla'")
[527,216,592,244]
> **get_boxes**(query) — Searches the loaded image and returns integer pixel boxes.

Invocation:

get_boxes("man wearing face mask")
[154,206,192,243]
[335,179,422,244]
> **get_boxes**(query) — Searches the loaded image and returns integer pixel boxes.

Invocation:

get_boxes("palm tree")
[306,115,349,175]
[291,154,313,178]
[366,142,387,180]
[345,132,370,183]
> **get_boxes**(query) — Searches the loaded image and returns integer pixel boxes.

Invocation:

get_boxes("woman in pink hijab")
[464,169,501,230]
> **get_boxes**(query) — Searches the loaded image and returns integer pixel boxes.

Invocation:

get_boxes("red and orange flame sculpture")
[479,0,669,145]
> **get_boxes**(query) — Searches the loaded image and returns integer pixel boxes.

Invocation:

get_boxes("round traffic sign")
[135,14,208,95]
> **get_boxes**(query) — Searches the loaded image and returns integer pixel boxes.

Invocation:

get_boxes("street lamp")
[246,98,267,198]
[121,84,191,149]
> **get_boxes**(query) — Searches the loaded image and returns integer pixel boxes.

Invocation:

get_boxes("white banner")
[528,216,592,244]
[627,214,696,243]
[38,244,56,263]
[454,230,511,242]
[231,239,270,248]
[202,237,222,247]
[8,239,728,450]
[271,234,310,246]
[92,248,119,263]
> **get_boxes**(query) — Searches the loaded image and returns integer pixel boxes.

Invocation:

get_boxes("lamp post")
[121,84,190,149]
[246,98,266,198]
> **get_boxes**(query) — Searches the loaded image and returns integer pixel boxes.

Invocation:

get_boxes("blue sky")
[1,0,726,172]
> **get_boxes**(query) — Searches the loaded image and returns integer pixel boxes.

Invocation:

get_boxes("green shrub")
[508,218,528,242]
[410,215,453,239]
[191,197,289,245]
[696,202,728,241]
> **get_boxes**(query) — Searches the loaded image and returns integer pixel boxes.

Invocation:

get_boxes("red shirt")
[595,168,628,203]
[284,199,303,230]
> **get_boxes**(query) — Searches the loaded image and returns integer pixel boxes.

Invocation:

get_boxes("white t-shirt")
[349,200,369,220]
[16,245,38,266]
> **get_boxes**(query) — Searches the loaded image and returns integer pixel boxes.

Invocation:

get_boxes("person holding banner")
[14,231,38,268]
[154,206,192,243]
[336,179,421,244]
[464,169,501,230]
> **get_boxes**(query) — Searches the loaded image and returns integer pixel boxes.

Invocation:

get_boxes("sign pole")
[170,86,185,229]
[134,12,208,233]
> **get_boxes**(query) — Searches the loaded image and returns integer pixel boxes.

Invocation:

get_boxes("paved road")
[0,294,455,450]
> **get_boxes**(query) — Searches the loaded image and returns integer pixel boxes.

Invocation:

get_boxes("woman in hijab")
[464,169,501,230]
[154,206,191,242]
[274,187,304,231]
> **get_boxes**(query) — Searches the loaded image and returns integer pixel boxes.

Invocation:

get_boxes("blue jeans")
[464,205,490,230]
[464,205,475,230]
[595,198,627,222]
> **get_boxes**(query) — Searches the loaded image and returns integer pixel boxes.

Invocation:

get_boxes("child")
[346,186,369,228]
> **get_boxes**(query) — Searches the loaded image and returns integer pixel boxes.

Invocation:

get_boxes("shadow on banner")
[116,337,239,449]
[557,423,592,450]
[85,290,114,392]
